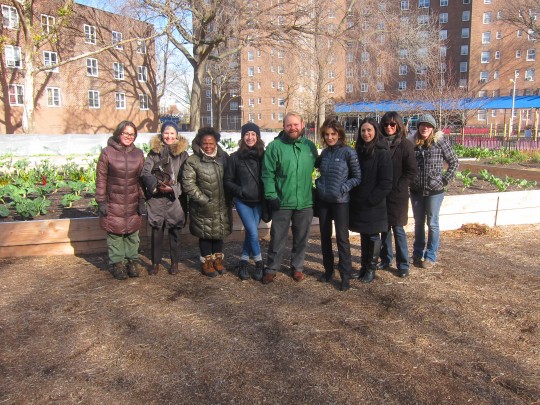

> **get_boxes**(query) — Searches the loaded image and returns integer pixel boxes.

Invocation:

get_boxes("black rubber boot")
[361,240,381,284]
[238,260,250,281]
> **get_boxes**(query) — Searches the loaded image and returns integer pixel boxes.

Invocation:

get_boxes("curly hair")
[319,118,346,146]
[195,127,221,144]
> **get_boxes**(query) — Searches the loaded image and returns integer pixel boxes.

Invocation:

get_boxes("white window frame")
[419,0,430,8]
[2,5,19,29]
[137,39,147,54]
[527,49,536,61]
[483,12,492,24]
[230,102,239,111]
[440,0,448,5]
[482,32,491,44]
[5,45,22,69]
[525,68,535,81]
[46,87,61,107]
[460,62,468,72]
[399,65,408,75]
[398,81,407,91]
[478,110,487,121]
[401,0,409,10]
[516,49,522,58]
[360,83,368,92]
[462,11,470,22]
[479,71,488,83]
[415,80,427,90]
[139,94,149,110]
[115,92,126,110]
[278,98,285,106]
[138,66,148,82]
[84,24,97,44]
[43,51,59,72]
[439,30,447,40]
[481,51,491,63]
[346,83,353,93]
[112,31,123,49]
[328,84,335,93]
[9,84,23,105]
[248,66,254,76]
[248,82,254,92]
[113,62,124,80]
[88,90,100,108]
[461,28,470,38]
[41,14,55,33]
[439,13,448,24]
[495,51,501,59]
[86,58,99,77]
[461,45,469,55]
[247,51,254,61]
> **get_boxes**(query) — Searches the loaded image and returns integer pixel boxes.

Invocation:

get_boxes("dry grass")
[0,224,539,404]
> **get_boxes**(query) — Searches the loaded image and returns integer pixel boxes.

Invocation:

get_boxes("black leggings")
[151,225,182,264]
[199,238,224,257]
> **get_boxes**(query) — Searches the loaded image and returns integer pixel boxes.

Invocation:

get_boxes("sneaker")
[292,271,305,282]
[397,268,409,278]
[262,272,275,284]
[376,262,390,270]
[422,260,436,269]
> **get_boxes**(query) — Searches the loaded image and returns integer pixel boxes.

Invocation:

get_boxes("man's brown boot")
[169,262,179,275]
[201,255,217,278]
[213,253,226,275]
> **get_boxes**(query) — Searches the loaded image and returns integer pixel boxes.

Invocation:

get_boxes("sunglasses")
[383,122,397,128]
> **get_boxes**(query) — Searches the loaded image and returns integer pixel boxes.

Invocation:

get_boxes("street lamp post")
[510,71,519,136]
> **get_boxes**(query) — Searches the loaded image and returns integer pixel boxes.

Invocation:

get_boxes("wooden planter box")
[0,190,539,258]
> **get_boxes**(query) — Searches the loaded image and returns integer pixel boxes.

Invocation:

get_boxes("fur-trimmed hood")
[149,134,189,156]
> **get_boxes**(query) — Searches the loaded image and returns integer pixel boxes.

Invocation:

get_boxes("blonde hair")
[414,131,435,148]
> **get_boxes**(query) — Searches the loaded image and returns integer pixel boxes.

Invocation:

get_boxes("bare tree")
[500,0,540,37]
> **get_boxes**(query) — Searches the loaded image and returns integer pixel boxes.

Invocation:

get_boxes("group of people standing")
[95,110,458,290]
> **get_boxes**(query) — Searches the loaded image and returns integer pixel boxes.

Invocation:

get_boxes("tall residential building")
[202,0,539,130]
[0,1,158,134]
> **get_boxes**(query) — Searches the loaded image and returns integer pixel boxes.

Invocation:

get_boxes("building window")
[328,70,335,79]
[278,50,284,58]
[461,45,469,55]
[517,30,523,38]
[248,66,254,76]
[248,98,255,107]
[43,51,59,72]
[398,81,407,90]
[139,94,149,110]
[418,15,429,25]
[440,0,448,5]
[439,13,448,23]
[9,84,23,105]
[399,49,408,59]
[258,97,262,104]
[415,80,427,90]
[439,30,447,40]
[346,67,353,78]
[84,25,96,44]
[137,39,147,54]
[376,82,384,91]
[399,65,408,75]
[483,12,492,24]
[516,49,522,58]
[461,28,470,38]
[460,62,468,72]
[206,103,211,112]
[248,82,254,92]
[361,52,370,62]
[205,90,211,98]
[41,14,55,33]
[440,46,447,57]
[479,90,488,97]
[115,92,126,109]
[527,49,536,61]
[525,68,535,81]
[278,98,285,106]
[463,0,470,3]
[459,79,467,87]
[495,51,501,59]
[113,62,124,80]
[278,65,284,74]
[86,58,98,77]
[46,87,61,107]
[230,102,238,111]
[328,84,335,93]
[278,81,284,91]
[88,90,100,108]
[138,66,148,82]
[328,9,335,18]
[480,71,489,83]
[416,65,428,75]
[360,83,368,92]
[481,51,491,63]
[346,83,353,93]
[247,50,254,61]
[462,11,470,21]
[4,45,22,68]
[496,31,502,39]
[493,70,500,79]
[478,110,487,121]
[2,5,19,29]
[482,32,491,44]
[401,0,409,10]
[419,0,430,8]
[112,31,123,49]
[484,0,492,3]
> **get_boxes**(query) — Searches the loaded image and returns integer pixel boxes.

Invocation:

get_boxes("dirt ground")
[1,224,539,404]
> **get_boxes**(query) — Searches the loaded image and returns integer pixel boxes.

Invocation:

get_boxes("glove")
[137,199,147,215]
[158,184,174,194]
[98,202,107,216]
[267,198,280,212]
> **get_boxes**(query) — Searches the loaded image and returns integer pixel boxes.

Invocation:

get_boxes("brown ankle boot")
[169,262,179,275]
[213,253,226,275]
[148,264,159,275]
[201,255,217,277]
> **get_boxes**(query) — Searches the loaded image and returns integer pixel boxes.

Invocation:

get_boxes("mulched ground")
[0,224,538,404]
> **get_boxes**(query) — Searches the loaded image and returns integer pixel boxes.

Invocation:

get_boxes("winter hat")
[416,114,437,128]
[160,120,179,136]
[241,122,261,138]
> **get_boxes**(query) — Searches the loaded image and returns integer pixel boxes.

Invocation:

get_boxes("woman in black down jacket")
[315,118,361,291]
[224,123,266,282]
[349,117,393,283]
[378,112,417,278]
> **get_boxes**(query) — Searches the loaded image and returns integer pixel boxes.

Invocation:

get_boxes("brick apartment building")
[201,0,540,130]
[0,0,158,134]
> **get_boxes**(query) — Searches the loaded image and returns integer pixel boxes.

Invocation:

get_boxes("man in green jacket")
[261,112,318,283]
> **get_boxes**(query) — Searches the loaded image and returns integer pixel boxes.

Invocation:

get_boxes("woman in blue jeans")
[409,114,459,269]
[224,123,266,281]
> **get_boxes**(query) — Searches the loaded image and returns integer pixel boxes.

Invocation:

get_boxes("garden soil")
[1,224,539,404]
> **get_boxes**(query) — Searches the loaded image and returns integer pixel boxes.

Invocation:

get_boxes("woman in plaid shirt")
[409,114,459,269]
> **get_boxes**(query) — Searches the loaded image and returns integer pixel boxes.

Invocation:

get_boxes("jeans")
[380,225,409,270]
[235,198,262,261]
[318,201,352,274]
[107,231,140,265]
[266,208,313,274]
[410,192,445,262]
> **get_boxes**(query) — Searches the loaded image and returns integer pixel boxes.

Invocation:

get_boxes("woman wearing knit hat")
[408,114,459,269]
[224,122,266,281]
[141,121,189,275]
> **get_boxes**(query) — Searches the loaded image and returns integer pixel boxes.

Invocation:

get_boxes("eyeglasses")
[383,122,397,128]
[120,131,136,138]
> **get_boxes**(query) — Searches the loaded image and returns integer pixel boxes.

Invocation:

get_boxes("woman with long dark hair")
[378,112,417,277]
[349,117,393,283]
[224,123,266,281]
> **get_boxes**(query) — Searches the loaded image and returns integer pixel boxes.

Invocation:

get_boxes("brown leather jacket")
[95,136,145,234]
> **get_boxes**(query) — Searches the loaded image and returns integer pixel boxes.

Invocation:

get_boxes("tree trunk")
[22,47,35,134]
[190,63,206,132]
